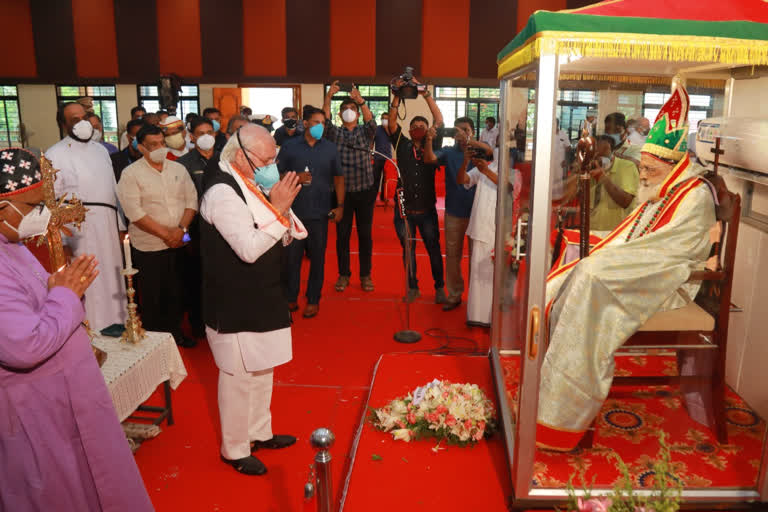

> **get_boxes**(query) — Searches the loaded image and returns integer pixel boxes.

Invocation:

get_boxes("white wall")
[18,85,60,152]
[721,76,768,419]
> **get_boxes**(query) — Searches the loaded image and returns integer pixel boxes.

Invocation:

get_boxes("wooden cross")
[35,155,87,271]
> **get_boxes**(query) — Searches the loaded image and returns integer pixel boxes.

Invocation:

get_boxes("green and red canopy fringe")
[497,0,768,78]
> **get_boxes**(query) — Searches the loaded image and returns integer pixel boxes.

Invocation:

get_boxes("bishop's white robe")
[537,154,715,451]
[47,137,127,330]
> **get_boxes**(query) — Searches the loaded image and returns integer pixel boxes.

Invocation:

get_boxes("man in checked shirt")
[322,81,378,293]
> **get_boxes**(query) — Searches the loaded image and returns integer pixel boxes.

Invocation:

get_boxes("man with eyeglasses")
[199,124,307,476]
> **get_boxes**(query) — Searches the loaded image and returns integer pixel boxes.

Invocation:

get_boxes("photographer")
[322,80,377,293]
[386,79,447,304]
[435,117,492,311]
[273,107,302,147]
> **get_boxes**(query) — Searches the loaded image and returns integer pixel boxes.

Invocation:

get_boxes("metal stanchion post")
[304,428,335,512]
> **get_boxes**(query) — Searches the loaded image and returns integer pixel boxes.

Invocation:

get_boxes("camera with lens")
[391,66,427,99]
[469,146,492,161]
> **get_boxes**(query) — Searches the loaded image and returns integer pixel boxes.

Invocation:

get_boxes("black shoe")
[220,455,267,476]
[176,336,198,348]
[288,301,299,312]
[442,298,462,311]
[251,435,297,451]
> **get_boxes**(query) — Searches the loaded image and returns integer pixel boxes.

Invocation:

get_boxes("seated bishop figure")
[537,82,717,451]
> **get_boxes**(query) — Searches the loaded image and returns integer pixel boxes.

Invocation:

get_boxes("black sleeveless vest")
[199,168,290,334]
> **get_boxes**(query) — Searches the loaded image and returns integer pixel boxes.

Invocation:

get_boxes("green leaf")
[371,454,383,461]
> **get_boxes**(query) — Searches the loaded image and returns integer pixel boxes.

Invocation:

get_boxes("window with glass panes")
[434,86,500,147]
[323,84,390,127]
[56,85,119,144]
[643,92,714,133]
[0,86,22,149]
[138,84,200,120]
[555,89,599,142]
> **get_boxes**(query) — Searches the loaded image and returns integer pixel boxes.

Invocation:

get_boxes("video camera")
[390,66,427,99]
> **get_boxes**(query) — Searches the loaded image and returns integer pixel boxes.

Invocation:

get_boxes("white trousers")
[216,339,274,460]
[467,239,493,325]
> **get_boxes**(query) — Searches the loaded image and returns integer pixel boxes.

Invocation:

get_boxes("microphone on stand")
[342,141,420,344]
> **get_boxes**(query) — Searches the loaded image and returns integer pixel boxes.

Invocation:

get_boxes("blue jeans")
[393,208,445,290]
[284,218,329,304]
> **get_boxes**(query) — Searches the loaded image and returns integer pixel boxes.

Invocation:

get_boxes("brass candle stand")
[121,268,146,343]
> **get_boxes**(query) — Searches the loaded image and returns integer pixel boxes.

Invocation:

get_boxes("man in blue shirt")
[436,117,492,311]
[278,108,344,318]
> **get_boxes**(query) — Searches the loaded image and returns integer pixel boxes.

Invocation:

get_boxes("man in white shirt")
[456,150,500,327]
[199,124,307,475]
[480,117,499,149]
[117,124,198,347]
[47,102,127,330]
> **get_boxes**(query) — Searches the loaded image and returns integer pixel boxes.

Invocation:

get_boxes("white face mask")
[146,147,169,163]
[72,119,94,141]
[165,133,186,150]
[1,201,51,240]
[90,129,102,141]
[196,134,215,151]
[341,109,357,123]
[599,156,612,169]
[381,119,389,127]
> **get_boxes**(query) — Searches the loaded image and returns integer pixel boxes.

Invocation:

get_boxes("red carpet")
[341,353,511,511]
[132,201,494,511]
[500,355,766,490]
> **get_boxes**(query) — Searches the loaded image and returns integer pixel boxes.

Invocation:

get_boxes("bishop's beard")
[637,182,662,204]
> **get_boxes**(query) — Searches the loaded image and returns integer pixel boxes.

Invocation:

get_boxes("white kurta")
[200,160,307,373]
[465,163,499,325]
[47,137,126,330]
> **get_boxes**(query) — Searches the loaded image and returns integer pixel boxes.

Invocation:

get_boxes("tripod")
[345,143,421,343]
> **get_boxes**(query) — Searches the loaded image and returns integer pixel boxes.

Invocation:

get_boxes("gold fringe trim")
[498,31,768,78]
[517,71,725,88]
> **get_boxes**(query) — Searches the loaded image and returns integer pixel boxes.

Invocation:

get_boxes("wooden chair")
[582,175,740,448]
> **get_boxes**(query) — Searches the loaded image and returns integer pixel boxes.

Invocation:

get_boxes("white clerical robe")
[46,137,126,330]
[537,155,715,451]
[465,162,499,326]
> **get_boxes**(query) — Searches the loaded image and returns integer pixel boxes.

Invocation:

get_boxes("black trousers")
[373,159,386,200]
[284,218,329,304]
[132,246,185,343]
[336,186,377,278]
[182,239,205,336]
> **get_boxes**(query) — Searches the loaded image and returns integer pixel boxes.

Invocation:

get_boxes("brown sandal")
[361,276,374,292]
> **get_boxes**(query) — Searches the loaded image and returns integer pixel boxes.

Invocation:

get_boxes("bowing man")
[199,125,307,475]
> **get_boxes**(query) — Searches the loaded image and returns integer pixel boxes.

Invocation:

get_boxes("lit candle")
[123,234,133,270]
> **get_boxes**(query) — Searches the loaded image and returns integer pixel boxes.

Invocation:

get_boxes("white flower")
[391,429,412,442]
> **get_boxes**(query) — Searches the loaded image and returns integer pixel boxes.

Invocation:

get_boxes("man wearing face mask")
[160,115,189,161]
[85,112,118,155]
[111,118,145,182]
[120,105,146,149]
[277,107,343,318]
[587,135,639,231]
[626,117,650,147]
[605,112,641,169]
[0,147,155,511]
[117,124,199,348]
[47,102,127,331]
[373,112,393,202]
[199,124,306,475]
[203,107,227,152]
[273,107,302,147]
[176,116,219,338]
[322,81,378,293]
[386,85,447,304]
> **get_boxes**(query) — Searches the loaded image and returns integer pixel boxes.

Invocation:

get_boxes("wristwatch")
[356,100,366,106]
[423,90,431,98]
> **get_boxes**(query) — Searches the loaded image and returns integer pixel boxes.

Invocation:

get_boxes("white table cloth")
[94,331,187,422]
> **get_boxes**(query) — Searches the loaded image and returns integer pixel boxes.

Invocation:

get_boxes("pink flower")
[396,420,405,429]
[464,419,472,429]
[473,430,483,441]
[577,497,612,512]
[445,415,457,426]
[426,413,439,423]
[435,405,448,415]
[442,391,449,398]
[477,421,486,430]
[407,412,417,424]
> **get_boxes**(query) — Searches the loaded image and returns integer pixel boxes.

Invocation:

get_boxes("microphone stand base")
[394,330,421,344]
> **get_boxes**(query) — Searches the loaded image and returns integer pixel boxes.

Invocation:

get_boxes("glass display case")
[489,7,768,508]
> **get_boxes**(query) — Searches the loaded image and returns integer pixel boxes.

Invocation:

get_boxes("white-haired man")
[199,124,306,475]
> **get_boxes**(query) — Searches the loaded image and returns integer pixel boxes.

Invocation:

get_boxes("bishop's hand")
[270,171,301,216]
[48,254,99,298]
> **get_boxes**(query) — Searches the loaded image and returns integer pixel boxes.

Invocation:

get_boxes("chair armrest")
[687,270,725,282]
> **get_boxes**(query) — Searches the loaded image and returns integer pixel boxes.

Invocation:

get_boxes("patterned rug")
[500,355,765,489]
